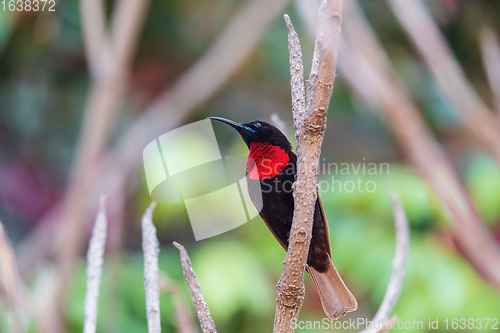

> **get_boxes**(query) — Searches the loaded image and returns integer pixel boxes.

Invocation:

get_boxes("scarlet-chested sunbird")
[209,117,357,320]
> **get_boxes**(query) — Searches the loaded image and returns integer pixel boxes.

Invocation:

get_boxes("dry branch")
[387,0,500,165]
[83,196,108,333]
[142,203,161,333]
[174,242,216,333]
[284,14,306,145]
[274,1,343,331]
[479,26,500,115]
[360,194,409,333]
[338,0,500,286]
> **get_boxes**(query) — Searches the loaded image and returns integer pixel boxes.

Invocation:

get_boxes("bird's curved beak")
[208,117,244,130]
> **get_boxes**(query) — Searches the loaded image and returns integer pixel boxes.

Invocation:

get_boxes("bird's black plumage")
[247,151,331,272]
[209,117,357,319]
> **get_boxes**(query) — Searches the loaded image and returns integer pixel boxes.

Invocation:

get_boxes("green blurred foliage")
[1,0,500,332]
[60,161,500,333]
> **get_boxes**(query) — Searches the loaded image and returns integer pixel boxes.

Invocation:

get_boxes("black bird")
[209,117,357,320]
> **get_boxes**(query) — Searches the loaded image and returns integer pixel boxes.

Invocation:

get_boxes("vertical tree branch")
[142,203,161,333]
[284,14,306,149]
[174,242,217,333]
[83,196,108,333]
[274,1,343,331]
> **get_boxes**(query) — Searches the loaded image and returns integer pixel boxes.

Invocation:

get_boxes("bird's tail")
[307,259,357,320]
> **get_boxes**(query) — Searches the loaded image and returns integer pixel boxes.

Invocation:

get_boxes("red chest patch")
[247,142,290,180]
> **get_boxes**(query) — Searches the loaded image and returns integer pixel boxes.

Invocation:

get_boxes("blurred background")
[1,0,500,332]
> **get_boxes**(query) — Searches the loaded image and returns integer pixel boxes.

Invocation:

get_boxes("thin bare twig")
[173,242,216,333]
[271,113,287,135]
[102,182,127,333]
[159,275,197,333]
[387,0,500,165]
[284,14,306,146]
[142,203,161,333]
[0,221,23,333]
[338,0,500,286]
[83,196,108,333]
[479,26,500,115]
[360,194,409,333]
[274,1,343,331]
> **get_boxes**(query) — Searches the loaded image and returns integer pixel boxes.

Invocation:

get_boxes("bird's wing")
[317,193,332,257]
[253,192,331,257]
[258,212,289,251]
[247,181,289,251]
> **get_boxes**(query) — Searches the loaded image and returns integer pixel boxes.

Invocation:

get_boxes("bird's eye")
[254,122,261,127]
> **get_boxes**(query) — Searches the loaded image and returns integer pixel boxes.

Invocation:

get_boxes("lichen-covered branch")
[273,1,343,331]
[284,14,306,147]
[142,203,161,333]
[83,196,108,333]
[360,194,409,333]
[174,242,216,333]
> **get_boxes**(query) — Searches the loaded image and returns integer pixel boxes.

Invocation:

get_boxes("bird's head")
[209,117,293,180]
[208,117,292,152]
